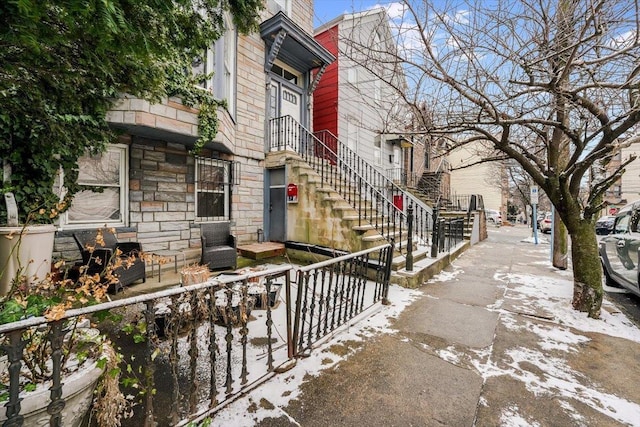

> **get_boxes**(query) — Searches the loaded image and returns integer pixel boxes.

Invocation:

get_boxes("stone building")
[53,0,334,265]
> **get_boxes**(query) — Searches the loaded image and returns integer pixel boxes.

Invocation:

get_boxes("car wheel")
[601,262,622,288]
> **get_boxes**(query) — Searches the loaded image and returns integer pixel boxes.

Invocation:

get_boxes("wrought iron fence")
[447,194,485,212]
[0,244,393,426]
[433,218,465,254]
[292,243,393,355]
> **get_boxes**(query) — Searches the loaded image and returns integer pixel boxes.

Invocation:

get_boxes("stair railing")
[269,116,410,250]
[313,129,434,247]
[416,156,451,206]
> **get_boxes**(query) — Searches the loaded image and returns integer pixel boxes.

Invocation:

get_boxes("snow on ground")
[212,283,422,426]
[521,236,550,245]
[487,251,640,424]
[499,405,541,427]
[429,264,463,283]
[211,230,640,426]
[494,272,640,343]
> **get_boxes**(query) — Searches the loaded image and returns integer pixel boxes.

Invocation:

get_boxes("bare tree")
[341,0,640,317]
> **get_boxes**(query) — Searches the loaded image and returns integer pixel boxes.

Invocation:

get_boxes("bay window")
[192,14,237,117]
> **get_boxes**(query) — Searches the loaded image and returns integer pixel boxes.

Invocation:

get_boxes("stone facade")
[53,0,319,266]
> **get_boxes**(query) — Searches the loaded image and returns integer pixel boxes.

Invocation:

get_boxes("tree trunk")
[569,221,603,318]
[553,210,568,270]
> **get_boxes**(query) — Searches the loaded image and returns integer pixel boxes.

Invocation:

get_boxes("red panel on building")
[313,25,339,139]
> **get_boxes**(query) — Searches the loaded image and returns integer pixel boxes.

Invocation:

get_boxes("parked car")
[539,212,552,233]
[595,215,616,235]
[599,201,640,296]
[485,209,502,225]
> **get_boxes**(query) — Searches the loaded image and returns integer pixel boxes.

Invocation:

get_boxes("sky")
[313,0,384,28]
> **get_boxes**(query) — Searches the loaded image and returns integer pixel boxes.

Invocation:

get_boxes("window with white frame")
[64,145,128,227]
[192,14,237,116]
[373,79,381,104]
[347,120,359,152]
[347,67,358,85]
[195,157,233,221]
[267,0,291,15]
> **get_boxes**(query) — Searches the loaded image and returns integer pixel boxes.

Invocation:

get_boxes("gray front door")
[268,168,286,242]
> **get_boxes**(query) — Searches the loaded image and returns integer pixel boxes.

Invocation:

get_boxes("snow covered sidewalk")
[213,225,640,426]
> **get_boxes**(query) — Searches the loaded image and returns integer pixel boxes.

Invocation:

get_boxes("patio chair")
[200,222,237,271]
[73,229,146,293]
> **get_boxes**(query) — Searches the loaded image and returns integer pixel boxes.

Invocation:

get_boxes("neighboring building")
[602,144,640,215]
[448,141,507,215]
[313,9,412,183]
[53,0,334,263]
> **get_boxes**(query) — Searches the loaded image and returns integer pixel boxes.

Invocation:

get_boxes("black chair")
[73,229,146,293]
[200,222,237,270]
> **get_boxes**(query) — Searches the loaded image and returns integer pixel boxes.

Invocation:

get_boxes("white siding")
[448,142,503,211]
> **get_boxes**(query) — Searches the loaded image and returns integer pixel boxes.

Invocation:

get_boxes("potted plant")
[0,230,130,426]
[0,188,65,295]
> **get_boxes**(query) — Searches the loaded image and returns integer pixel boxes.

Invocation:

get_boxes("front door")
[267,168,286,242]
[269,79,303,152]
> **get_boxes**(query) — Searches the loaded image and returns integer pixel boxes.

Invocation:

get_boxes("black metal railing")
[292,243,393,355]
[270,116,404,248]
[314,128,435,248]
[385,167,408,186]
[0,266,292,427]
[0,244,393,426]
[446,193,484,212]
[269,116,434,252]
[415,157,451,205]
[433,218,465,254]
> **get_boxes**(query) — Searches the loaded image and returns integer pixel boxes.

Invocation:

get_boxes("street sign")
[530,186,539,205]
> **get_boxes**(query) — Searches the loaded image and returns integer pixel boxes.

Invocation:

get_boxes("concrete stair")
[290,158,403,254]
[279,153,476,289]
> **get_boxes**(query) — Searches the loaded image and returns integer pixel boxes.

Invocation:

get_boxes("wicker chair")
[73,229,146,293]
[200,222,237,271]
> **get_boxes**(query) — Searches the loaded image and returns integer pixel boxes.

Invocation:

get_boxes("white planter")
[0,224,56,296]
[0,358,104,427]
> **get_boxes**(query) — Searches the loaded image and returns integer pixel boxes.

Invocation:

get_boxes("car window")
[630,211,640,233]
[615,214,630,233]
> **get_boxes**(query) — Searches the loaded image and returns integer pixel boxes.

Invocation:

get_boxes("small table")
[151,250,186,282]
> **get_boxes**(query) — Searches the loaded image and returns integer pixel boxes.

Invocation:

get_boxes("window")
[606,185,622,198]
[271,64,299,85]
[267,0,291,15]
[63,145,128,227]
[373,79,381,103]
[615,214,630,233]
[347,68,358,85]
[192,15,237,116]
[347,120,359,151]
[195,157,235,222]
[631,210,640,233]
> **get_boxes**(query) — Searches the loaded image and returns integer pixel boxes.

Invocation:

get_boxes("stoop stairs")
[287,155,435,277]
[266,117,474,288]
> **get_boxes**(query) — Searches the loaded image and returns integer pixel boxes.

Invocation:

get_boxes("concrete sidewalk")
[255,225,640,426]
